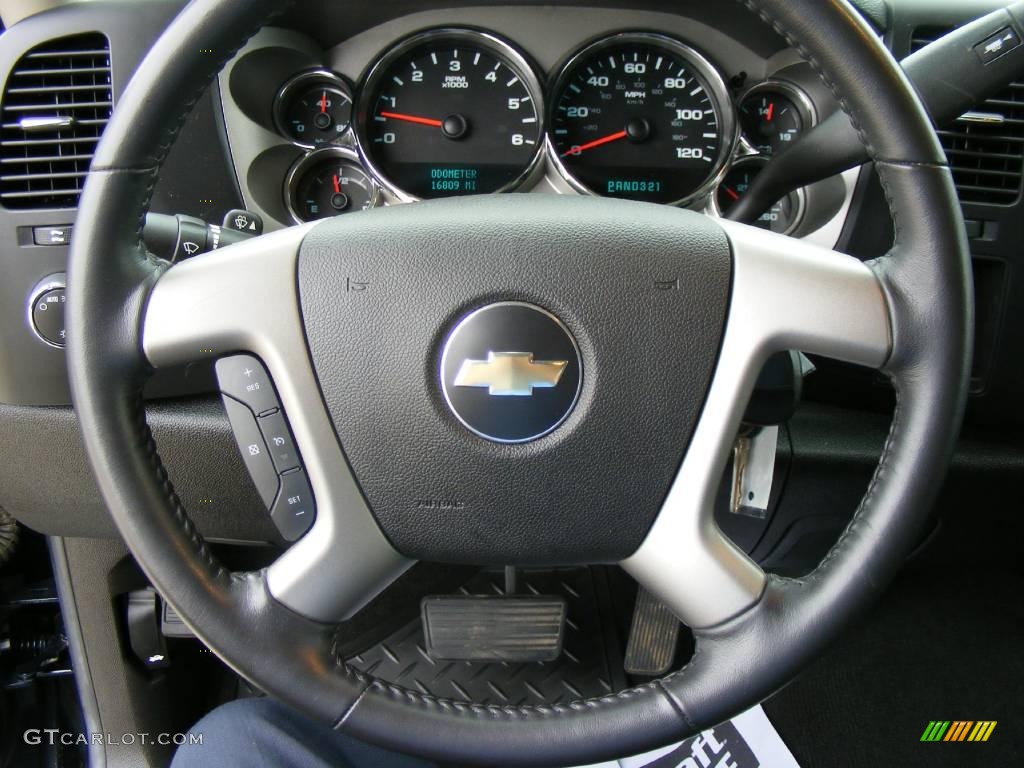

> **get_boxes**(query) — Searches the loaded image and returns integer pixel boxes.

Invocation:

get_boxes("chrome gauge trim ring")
[707,155,806,236]
[284,146,382,224]
[273,69,355,150]
[544,32,738,208]
[737,78,818,152]
[353,27,547,202]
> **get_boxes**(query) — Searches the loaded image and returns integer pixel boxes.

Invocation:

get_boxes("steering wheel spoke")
[143,227,412,622]
[623,221,893,629]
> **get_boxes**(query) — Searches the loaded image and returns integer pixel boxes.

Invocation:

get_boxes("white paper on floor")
[574,704,801,768]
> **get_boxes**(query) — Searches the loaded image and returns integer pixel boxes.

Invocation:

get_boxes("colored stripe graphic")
[969,722,998,742]
[945,721,973,741]
[921,720,997,742]
[921,721,950,741]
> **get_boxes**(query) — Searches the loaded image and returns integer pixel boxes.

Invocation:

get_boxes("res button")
[215,354,279,415]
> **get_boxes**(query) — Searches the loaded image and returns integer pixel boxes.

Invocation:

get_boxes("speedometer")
[355,29,545,200]
[548,33,735,205]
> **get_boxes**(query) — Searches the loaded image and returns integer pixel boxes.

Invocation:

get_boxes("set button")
[271,469,315,541]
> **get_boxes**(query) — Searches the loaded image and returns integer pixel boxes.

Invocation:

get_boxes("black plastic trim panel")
[0,0,243,408]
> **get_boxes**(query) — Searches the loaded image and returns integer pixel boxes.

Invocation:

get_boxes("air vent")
[0,33,111,209]
[912,27,1023,206]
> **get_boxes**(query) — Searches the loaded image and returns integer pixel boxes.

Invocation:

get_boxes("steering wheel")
[67,0,971,763]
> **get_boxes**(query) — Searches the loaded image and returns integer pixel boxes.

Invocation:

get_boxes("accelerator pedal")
[422,595,566,662]
[623,587,680,676]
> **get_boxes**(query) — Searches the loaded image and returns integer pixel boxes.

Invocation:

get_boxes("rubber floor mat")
[348,567,627,705]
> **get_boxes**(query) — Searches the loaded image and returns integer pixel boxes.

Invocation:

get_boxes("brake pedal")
[422,595,566,662]
[623,587,680,676]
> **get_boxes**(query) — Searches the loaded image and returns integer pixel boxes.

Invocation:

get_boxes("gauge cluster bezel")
[265,25,826,226]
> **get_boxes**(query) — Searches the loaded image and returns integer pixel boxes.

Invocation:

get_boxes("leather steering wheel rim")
[67,0,972,764]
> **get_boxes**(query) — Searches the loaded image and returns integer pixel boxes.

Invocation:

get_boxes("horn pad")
[297,196,731,563]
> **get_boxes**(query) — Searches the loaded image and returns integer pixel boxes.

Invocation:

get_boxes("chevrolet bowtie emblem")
[454,352,568,397]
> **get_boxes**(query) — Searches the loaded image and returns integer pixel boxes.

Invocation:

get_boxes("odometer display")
[356,29,544,200]
[549,33,734,205]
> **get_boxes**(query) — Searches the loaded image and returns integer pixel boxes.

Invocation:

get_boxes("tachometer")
[548,33,735,205]
[355,29,545,200]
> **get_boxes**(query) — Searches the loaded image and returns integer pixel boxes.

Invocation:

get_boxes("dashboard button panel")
[32,225,73,246]
[217,354,316,541]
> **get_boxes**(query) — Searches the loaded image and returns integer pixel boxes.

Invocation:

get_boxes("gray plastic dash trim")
[142,224,412,622]
[48,536,106,768]
[621,220,892,629]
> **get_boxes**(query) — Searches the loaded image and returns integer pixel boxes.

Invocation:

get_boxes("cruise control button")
[258,410,300,473]
[271,469,316,541]
[222,395,280,508]
[215,355,279,415]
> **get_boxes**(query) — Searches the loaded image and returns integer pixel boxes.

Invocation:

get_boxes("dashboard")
[0,0,1023,547]
[219,7,853,244]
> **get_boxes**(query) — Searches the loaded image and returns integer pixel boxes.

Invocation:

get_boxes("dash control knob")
[29,273,67,348]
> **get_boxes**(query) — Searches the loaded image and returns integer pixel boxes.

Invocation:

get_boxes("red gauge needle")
[380,111,443,127]
[332,174,341,194]
[562,129,628,157]
[724,186,740,201]
[320,91,328,114]
[765,102,775,121]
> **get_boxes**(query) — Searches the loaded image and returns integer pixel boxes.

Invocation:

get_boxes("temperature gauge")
[275,70,353,148]
[286,148,380,223]
[712,156,804,235]
[738,82,815,156]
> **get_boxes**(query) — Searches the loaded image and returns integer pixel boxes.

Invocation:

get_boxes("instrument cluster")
[273,27,818,234]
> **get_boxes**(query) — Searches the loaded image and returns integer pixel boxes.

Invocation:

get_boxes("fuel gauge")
[739,82,815,156]
[275,70,353,148]
[286,148,380,223]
